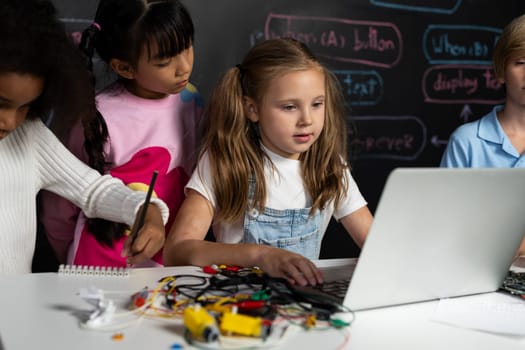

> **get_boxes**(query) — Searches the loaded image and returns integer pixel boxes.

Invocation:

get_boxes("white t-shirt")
[186,147,367,244]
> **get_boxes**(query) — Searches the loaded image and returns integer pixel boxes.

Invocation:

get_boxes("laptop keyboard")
[501,271,525,297]
[312,279,350,300]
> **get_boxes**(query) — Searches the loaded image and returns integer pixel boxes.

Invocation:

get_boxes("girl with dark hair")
[0,0,169,275]
[41,0,202,267]
[163,38,373,286]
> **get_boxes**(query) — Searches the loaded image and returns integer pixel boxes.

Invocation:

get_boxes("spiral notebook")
[58,264,131,277]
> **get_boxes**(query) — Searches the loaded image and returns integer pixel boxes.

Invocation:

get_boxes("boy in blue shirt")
[440,13,525,256]
[441,14,525,168]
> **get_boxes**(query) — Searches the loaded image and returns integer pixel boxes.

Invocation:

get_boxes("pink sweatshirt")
[40,82,202,267]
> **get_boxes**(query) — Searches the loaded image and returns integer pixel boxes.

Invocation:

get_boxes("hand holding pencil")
[122,171,166,264]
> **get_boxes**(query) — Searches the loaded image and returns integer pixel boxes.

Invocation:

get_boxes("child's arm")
[163,189,323,286]
[340,206,373,247]
[35,119,169,263]
[517,238,525,258]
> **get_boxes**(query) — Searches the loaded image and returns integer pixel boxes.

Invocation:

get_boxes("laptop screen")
[341,168,525,311]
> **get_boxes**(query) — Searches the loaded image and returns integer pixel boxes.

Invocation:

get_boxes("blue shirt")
[440,105,525,168]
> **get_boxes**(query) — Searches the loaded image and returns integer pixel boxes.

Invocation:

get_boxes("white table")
[1,264,525,350]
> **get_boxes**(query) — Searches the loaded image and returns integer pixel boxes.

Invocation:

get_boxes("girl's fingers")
[122,224,164,262]
[283,258,323,286]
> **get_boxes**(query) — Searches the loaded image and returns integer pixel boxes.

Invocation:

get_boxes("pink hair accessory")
[92,22,101,31]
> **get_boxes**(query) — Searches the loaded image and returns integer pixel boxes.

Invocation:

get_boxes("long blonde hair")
[200,38,349,223]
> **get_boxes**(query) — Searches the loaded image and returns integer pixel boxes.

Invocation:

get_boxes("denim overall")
[242,177,322,259]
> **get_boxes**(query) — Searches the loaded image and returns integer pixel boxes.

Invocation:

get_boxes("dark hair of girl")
[78,0,195,246]
[0,0,97,141]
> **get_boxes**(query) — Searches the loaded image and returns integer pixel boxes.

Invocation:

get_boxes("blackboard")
[52,0,525,258]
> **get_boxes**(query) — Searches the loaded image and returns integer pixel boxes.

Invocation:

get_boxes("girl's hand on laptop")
[255,246,323,286]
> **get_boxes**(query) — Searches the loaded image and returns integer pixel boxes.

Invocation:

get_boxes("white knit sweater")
[0,119,168,275]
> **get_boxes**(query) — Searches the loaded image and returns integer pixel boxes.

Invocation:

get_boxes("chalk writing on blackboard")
[370,0,462,15]
[265,13,403,68]
[423,25,502,65]
[349,116,426,160]
[423,65,503,104]
[334,70,383,106]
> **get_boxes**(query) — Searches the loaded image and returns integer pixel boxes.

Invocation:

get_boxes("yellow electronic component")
[219,311,270,338]
[205,297,235,314]
[183,304,219,343]
[305,314,316,328]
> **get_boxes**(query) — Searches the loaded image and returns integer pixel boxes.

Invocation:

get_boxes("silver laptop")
[313,167,525,311]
